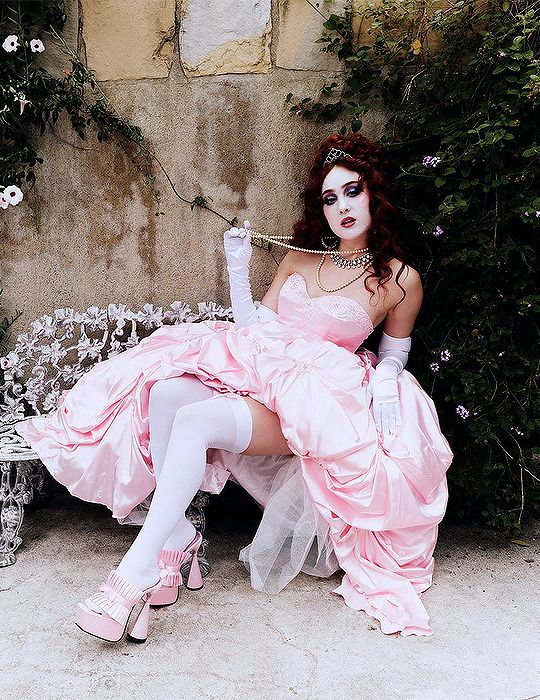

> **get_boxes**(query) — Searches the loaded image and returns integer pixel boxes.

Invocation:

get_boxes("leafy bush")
[0,1,143,205]
[287,0,540,533]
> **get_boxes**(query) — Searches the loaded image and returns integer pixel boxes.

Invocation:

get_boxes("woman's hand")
[369,357,402,438]
[224,220,253,272]
[224,220,267,327]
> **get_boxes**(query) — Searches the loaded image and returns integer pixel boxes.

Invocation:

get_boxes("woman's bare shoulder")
[279,249,312,274]
[388,258,422,290]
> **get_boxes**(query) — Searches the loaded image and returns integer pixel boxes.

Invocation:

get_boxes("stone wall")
[0,0,384,342]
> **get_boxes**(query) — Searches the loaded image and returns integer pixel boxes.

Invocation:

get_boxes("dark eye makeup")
[321,182,363,206]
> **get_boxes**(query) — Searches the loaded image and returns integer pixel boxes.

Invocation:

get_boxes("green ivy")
[0,1,248,247]
[0,1,148,201]
[288,0,540,534]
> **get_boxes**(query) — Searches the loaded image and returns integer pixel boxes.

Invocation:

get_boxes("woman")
[16,132,453,641]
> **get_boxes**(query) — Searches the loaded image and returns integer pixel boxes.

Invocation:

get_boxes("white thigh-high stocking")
[115,392,253,590]
[148,375,217,551]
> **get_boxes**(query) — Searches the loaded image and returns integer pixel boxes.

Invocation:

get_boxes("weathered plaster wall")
[0,0,384,343]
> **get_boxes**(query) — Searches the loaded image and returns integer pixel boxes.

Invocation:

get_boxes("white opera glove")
[370,332,412,438]
[223,220,277,327]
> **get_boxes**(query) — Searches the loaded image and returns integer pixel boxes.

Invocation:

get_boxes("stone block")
[179,0,271,77]
[81,0,176,80]
[276,0,347,71]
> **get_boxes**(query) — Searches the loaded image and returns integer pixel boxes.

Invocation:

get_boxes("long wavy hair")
[291,132,407,302]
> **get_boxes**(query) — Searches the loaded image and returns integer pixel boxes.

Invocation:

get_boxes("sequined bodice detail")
[277,272,373,352]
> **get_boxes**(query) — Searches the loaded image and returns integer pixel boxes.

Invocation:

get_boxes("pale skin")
[239,164,423,457]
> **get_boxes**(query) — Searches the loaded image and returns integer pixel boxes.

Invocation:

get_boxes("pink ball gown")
[16,270,453,636]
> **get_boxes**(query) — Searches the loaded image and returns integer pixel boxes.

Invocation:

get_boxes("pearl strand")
[316,252,373,293]
[251,231,370,256]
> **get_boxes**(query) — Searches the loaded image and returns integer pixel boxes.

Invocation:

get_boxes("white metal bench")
[0,300,234,572]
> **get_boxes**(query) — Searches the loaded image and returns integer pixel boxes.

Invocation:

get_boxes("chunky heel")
[127,600,150,643]
[75,570,162,643]
[185,549,204,590]
[149,531,204,606]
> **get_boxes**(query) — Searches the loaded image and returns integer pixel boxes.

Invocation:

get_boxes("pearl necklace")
[316,252,373,292]
[330,249,372,269]
[251,231,370,256]
[246,230,373,292]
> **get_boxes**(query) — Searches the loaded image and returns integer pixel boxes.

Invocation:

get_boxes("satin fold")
[16,271,452,636]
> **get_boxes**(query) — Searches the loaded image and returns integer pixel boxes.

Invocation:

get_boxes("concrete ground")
[1,482,539,700]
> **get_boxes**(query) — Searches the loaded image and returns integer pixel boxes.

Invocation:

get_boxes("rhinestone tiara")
[324,147,353,165]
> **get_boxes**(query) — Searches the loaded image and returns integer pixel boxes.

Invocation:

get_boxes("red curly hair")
[291,132,407,302]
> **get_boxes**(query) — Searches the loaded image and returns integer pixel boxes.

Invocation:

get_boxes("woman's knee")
[149,374,214,410]
[240,397,293,456]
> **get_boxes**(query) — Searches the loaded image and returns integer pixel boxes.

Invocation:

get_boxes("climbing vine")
[0,1,245,228]
[289,0,540,533]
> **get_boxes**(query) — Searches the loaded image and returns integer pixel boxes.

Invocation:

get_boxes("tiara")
[324,147,353,165]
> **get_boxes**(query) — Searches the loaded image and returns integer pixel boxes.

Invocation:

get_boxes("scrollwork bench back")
[0,300,233,567]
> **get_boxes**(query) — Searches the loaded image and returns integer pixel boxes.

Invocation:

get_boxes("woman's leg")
[147,375,218,550]
[114,392,255,590]
[145,376,292,555]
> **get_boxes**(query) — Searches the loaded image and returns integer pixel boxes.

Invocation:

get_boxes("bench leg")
[0,459,46,567]
[183,490,211,579]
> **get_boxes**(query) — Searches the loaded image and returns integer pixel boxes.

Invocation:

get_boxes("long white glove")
[370,331,411,438]
[223,220,277,327]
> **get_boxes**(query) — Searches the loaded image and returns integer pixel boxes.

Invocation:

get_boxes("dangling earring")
[320,233,339,250]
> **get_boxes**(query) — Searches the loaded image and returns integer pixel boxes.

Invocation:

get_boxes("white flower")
[30,38,45,53]
[2,185,23,206]
[54,307,78,326]
[76,333,103,361]
[137,303,164,329]
[14,332,39,355]
[197,301,232,320]
[3,351,27,377]
[124,328,141,350]
[58,364,80,383]
[39,339,67,364]
[108,303,127,321]
[31,315,56,337]
[0,194,8,210]
[84,305,108,330]
[2,35,20,52]
[42,390,61,413]
[164,301,195,323]
[106,339,123,358]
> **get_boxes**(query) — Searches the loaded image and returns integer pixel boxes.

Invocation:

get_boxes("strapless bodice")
[277,271,374,352]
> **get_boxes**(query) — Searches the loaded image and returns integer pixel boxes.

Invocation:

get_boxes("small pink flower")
[14,94,30,115]
[430,362,440,372]
[440,349,451,362]
[422,155,441,168]
[433,226,444,237]
[456,405,469,419]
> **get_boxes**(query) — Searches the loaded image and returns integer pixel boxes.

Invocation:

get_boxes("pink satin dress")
[16,271,453,636]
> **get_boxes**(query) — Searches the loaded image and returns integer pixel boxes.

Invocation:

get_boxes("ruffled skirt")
[16,318,452,636]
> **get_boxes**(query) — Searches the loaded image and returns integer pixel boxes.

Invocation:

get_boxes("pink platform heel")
[149,531,204,608]
[75,569,163,643]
